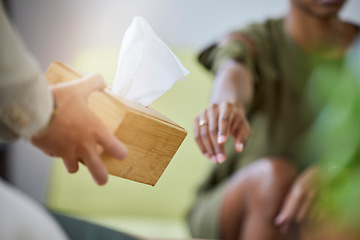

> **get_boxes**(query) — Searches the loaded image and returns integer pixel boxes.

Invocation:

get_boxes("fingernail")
[275,215,282,225]
[217,135,226,144]
[235,142,244,152]
[211,155,218,164]
[217,153,226,163]
[204,153,210,159]
[94,175,108,186]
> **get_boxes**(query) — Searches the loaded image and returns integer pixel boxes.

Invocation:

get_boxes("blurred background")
[2,0,360,238]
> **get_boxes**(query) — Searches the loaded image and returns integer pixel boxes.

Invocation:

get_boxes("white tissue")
[112,17,190,106]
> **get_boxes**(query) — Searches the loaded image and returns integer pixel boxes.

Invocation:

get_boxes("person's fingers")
[215,145,226,163]
[275,188,305,233]
[230,115,243,152]
[199,110,216,163]
[96,124,128,160]
[296,191,316,223]
[207,105,225,163]
[81,146,109,185]
[230,114,241,135]
[193,116,208,158]
[233,118,251,152]
[62,157,79,173]
[200,124,216,163]
[217,102,234,144]
[73,73,107,99]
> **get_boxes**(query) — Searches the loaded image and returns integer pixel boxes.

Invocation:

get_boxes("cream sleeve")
[0,2,53,141]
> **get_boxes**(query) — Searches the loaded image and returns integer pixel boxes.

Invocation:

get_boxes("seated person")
[187,0,359,239]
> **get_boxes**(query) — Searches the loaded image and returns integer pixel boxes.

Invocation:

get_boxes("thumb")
[73,73,107,99]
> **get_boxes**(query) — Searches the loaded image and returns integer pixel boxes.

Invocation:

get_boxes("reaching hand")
[193,102,251,164]
[31,73,128,185]
[275,166,320,233]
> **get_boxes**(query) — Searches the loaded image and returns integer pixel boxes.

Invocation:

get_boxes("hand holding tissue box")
[45,17,189,186]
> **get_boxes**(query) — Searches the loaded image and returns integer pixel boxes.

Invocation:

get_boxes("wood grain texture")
[45,62,187,186]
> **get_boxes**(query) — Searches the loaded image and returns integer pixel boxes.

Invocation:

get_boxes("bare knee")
[250,158,298,192]
[227,158,298,218]
[220,158,298,240]
[249,158,298,215]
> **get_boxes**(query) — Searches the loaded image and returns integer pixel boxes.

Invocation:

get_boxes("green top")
[197,18,350,193]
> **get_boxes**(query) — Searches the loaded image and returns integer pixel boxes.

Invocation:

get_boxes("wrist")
[211,100,247,114]
[32,91,58,140]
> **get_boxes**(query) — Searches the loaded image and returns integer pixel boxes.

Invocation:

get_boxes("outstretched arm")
[194,46,254,163]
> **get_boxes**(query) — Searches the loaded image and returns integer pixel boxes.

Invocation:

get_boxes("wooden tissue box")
[45,62,187,186]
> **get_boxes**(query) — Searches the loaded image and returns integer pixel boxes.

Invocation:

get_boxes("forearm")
[194,59,253,162]
[210,59,254,109]
[0,2,53,141]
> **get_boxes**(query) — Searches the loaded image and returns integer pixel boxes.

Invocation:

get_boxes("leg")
[220,158,298,240]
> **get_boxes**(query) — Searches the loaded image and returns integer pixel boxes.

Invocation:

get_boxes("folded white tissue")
[112,16,190,106]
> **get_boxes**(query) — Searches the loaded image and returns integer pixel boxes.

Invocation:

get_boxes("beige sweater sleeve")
[0,2,53,141]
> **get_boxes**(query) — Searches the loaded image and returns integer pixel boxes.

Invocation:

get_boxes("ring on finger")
[199,119,208,126]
